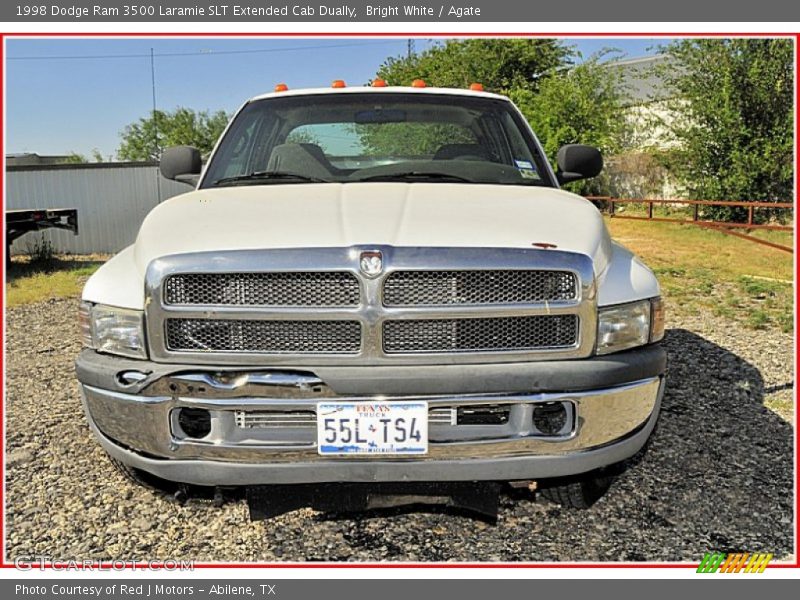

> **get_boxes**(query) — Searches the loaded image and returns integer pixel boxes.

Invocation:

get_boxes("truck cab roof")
[247,85,511,103]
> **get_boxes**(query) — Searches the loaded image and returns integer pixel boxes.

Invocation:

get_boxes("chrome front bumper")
[79,374,664,486]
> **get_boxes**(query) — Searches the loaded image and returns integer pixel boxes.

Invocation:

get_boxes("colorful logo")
[696,552,773,573]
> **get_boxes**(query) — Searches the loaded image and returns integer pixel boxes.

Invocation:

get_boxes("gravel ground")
[5,298,794,563]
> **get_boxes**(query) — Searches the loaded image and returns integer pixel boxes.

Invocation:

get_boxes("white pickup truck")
[76,82,666,510]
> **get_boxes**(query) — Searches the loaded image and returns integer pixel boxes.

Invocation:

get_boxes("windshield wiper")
[354,171,475,184]
[213,171,331,187]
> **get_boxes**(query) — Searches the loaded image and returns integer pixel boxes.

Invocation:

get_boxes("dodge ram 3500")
[76,82,666,510]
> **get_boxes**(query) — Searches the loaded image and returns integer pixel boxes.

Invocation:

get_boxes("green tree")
[657,39,793,221]
[59,148,107,164]
[358,122,475,157]
[511,56,632,194]
[375,39,573,92]
[285,128,321,145]
[117,107,229,161]
[59,152,88,164]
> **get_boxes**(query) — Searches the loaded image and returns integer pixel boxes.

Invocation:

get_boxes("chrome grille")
[165,319,362,354]
[146,247,596,365]
[383,270,577,306]
[164,272,360,307]
[383,315,579,354]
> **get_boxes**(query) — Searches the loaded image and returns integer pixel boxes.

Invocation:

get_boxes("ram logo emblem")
[359,250,383,277]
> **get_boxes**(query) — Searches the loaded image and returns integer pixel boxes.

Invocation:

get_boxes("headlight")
[80,302,147,359]
[597,298,664,355]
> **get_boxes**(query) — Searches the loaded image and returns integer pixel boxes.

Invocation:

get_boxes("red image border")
[0,29,796,571]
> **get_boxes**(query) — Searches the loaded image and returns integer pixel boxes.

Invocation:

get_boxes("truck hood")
[134,183,612,274]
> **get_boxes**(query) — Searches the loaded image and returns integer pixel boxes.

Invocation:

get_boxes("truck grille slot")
[383,270,577,306]
[164,272,360,307]
[382,315,579,354]
[165,319,362,354]
[428,406,511,425]
[428,407,455,425]
[457,405,511,425]
[235,410,316,428]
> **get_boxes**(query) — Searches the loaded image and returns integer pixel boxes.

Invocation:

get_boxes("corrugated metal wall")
[5,163,191,255]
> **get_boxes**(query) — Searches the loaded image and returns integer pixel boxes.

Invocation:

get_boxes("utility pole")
[407,39,415,59]
[150,47,162,202]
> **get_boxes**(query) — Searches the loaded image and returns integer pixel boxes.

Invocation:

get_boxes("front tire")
[539,472,615,509]
[108,455,176,494]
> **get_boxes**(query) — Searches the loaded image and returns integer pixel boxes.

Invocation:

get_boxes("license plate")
[317,401,428,455]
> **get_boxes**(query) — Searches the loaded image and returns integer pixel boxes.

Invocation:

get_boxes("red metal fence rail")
[586,196,794,253]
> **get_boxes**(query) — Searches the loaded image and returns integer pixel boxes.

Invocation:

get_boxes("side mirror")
[556,144,603,184]
[160,146,202,186]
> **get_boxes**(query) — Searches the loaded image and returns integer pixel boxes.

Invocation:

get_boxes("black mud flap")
[247,482,501,523]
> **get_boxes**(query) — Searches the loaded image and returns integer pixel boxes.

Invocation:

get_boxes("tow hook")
[173,485,189,505]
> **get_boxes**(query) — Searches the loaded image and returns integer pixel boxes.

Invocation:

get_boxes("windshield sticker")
[515,159,534,170]
[515,159,538,178]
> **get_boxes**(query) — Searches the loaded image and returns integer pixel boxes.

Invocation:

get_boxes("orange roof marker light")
[332,79,347,88]
[411,79,427,88]
[469,83,484,91]
[372,78,388,87]
[274,83,289,92]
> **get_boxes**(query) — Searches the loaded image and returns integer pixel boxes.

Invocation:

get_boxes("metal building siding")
[5,165,190,255]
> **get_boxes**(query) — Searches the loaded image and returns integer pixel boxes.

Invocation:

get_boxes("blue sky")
[5,38,670,158]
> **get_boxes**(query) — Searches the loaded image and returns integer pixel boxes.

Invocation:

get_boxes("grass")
[607,217,794,333]
[5,254,106,307]
[764,395,794,422]
[747,227,794,247]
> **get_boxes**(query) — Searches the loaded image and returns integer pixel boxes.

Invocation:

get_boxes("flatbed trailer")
[5,208,78,257]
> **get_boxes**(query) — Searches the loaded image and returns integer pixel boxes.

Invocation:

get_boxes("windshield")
[201,92,555,188]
